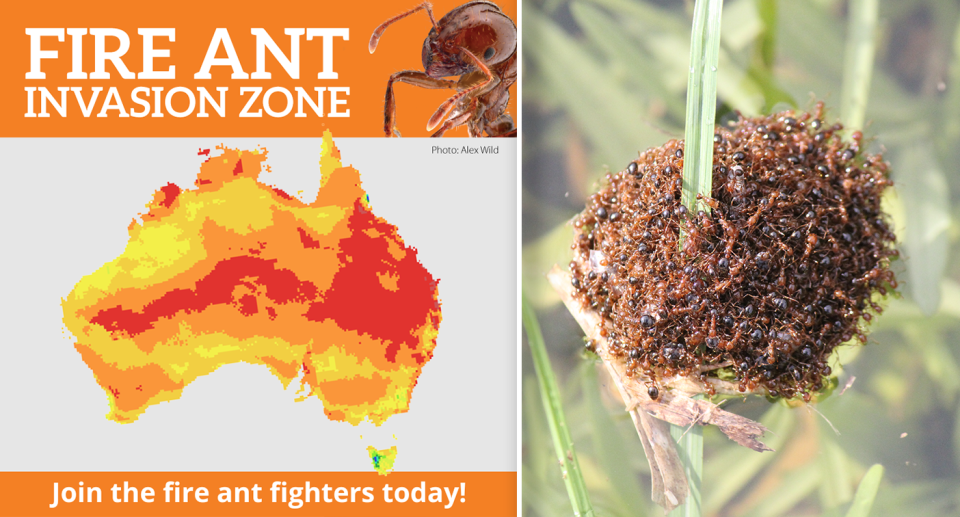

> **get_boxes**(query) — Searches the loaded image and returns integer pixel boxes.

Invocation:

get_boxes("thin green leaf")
[747,64,797,114]
[844,464,884,517]
[681,0,724,217]
[669,414,704,517]
[755,0,777,67]
[744,0,796,113]
[670,3,724,514]
[840,0,878,131]
[523,294,595,517]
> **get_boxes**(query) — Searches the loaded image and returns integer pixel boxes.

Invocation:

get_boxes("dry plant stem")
[549,266,773,448]
[635,406,688,511]
[548,266,773,510]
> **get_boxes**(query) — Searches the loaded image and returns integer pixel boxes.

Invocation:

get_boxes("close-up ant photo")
[368,1,517,137]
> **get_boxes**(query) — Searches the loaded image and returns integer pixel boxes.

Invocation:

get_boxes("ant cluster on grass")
[569,103,898,402]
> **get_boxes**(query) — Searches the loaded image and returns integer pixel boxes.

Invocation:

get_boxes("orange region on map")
[61,131,442,425]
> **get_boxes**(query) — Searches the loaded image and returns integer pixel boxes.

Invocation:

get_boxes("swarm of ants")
[569,103,898,402]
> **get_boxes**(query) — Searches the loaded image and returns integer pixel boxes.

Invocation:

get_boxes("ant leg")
[484,113,516,137]
[384,70,457,137]
[427,48,500,132]
[466,102,488,137]
[369,1,438,53]
[430,100,477,138]
[466,118,481,137]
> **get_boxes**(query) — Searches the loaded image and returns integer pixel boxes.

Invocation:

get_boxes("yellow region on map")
[61,131,442,425]
[367,445,398,476]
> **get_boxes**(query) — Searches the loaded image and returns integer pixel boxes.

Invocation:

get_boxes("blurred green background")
[521,0,960,515]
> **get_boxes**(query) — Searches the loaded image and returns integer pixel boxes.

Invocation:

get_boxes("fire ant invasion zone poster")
[0,1,518,516]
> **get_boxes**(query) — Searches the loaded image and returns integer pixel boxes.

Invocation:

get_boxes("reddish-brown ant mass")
[569,104,898,401]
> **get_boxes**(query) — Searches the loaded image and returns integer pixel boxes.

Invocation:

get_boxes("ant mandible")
[368,1,517,138]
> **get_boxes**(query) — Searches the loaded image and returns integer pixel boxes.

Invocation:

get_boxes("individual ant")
[368,1,517,137]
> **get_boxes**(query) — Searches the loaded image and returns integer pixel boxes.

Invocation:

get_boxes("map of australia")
[61,131,442,426]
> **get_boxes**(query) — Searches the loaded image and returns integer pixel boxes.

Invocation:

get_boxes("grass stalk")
[669,405,703,517]
[675,1,723,515]
[844,464,884,517]
[840,0,878,132]
[680,0,724,216]
[670,1,726,515]
[522,293,595,517]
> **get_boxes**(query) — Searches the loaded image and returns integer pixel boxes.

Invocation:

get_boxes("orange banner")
[0,472,516,516]
[0,0,517,137]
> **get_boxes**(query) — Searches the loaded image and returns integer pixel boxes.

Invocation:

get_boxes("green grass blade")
[672,2,723,514]
[844,464,885,517]
[755,0,777,67]
[681,0,724,216]
[669,414,703,517]
[839,0,878,132]
[746,0,797,113]
[522,293,595,517]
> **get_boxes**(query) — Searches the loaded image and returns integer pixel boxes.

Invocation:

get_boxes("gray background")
[0,138,516,472]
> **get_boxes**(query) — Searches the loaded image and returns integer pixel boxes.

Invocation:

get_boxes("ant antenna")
[807,402,841,436]
[369,2,439,54]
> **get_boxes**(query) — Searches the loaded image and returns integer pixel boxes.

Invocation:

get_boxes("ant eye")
[483,47,495,60]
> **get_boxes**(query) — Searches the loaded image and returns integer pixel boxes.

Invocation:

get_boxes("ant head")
[422,2,516,78]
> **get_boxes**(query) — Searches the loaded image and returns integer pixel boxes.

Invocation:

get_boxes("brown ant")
[368,1,517,138]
